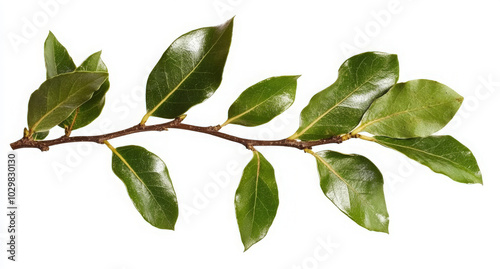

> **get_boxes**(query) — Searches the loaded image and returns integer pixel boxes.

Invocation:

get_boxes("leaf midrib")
[249,151,261,236]
[49,41,58,77]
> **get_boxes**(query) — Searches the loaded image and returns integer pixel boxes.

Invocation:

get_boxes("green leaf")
[310,150,389,233]
[374,136,482,184]
[44,31,76,79]
[142,18,234,123]
[235,151,279,251]
[27,71,108,134]
[289,52,399,141]
[43,32,111,131]
[58,51,110,130]
[32,131,49,140]
[223,76,299,127]
[109,145,178,230]
[353,79,463,138]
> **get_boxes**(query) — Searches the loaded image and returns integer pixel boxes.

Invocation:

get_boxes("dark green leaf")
[58,51,110,130]
[374,136,482,184]
[353,80,463,138]
[110,145,178,230]
[44,31,76,79]
[235,151,279,251]
[142,18,234,122]
[32,131,49,141]
[27,72,108,134]
[289,52,399,141]
[223,76,299,127]
[310,150,389,233]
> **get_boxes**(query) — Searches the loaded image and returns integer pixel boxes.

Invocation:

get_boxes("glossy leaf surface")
[144,18,233,121]
[311,150,389,233]
[58,51,110,130]
[354,80,463,138]
[224,76,299,127]
[111,145,178,229]
[27,72,108,133]
[374,136,482,184]
[235,151,279,251]
[44,32,76,78]
[290,52,399,141]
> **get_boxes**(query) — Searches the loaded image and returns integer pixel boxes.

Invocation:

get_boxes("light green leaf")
[27,71,108,134]
[223,76,299,127]
[374,136,482,184]
[142,18,234,123]
[44,31,76,79]
[309,150,389,233]
[58,51,110,130]
[235,151,279,251]
[289,52,399,141]
[353,79,463,138]
[109,145,178,230]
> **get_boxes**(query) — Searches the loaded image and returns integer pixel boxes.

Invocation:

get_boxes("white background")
[1,0,499,268]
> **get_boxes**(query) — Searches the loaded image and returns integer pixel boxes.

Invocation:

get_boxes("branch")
[10,117,343,151]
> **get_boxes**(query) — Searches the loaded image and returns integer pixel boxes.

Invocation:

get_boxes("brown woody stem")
[10,117,343,151]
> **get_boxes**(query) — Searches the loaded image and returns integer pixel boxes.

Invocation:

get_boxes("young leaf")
[309,150,389,233]
[289,52,399,141]
[374,136,482,184]
[353,80,463,138]
[235,151,279,251]
[142,18,234,123]
[58,51,111,130]
[223,76,299,127]
[27,72,108,134]
[44,31,76,78]
[109,145,178,230]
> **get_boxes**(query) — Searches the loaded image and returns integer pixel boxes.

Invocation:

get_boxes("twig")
[10,117,343,151]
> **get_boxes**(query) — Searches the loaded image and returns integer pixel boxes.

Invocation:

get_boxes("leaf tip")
[154,222,176,231]
[371,217,390,234]
[381,221,390,234]
[223,16,235,27]
[474,174,483,185]
[47,30,55,38]
[45,31,57,44]
[242,241,256,252]
[364,215,390,234]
